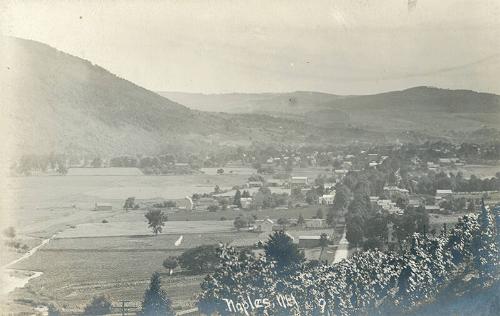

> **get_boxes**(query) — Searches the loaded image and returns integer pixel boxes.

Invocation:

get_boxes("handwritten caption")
[222,294,327,315]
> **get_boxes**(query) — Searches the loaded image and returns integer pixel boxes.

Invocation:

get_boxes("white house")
[305,218,325,228]
[240,197,253,209]
[254,219,275,232]
[436,189,453,199]
[291,176,309,186]
[319,194,335,205]
[247,181,263,188]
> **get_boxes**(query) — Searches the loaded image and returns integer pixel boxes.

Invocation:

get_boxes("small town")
[1,1,499,316]
[3,140,500,315]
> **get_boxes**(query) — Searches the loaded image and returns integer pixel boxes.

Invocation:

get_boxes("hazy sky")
[2,0,500,94]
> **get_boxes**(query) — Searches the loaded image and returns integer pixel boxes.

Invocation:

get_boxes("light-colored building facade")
[319,194,336,205]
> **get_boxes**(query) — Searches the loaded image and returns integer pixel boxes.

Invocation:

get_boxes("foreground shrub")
[83,295,112,315]
[138,272,174,316]
[198,205,499,316]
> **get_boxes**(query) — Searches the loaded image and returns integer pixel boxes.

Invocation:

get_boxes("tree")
[56,163,68,175]
[467,199,475,212]
[333,184,351,211]
[207,204,219,212]
[319,233,329,261]
[145,209,167,235]
[297,214,305,227]
[91,157,102,168]
[264,230,304,268]
[346,219,364,247]
[123,197,136,210]
[364,214,388,240]
[392,206,429,241]
[326,207,339,227]
[395,234,436,308]
[363,237,384,250]
[219,198,229,210]
[138,272,174,316]
[315,208,324,219]
[163,257,178,275]
[472,200,498,279]
[214,185,221,194]
[178,245,219,274]
[83,295,112,315]
[197,207,498,316]
[3,226,15,239]
[233,189,242,208]
[233,216,248,231]
[306,189,318,205]
[277,217,290,230]
[47,303,61,316]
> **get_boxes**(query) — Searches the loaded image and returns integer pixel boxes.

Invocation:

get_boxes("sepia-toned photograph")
[1,1,499,315]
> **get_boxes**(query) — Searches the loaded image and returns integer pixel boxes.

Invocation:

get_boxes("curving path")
[332,228,350,264]
[1,233,58,296]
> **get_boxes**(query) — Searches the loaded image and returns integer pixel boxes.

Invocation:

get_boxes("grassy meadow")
[2,168,336,313]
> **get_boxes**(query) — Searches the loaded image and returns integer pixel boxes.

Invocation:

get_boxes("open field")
[7,223,340,311]
[289,167,334,180]
[56,220,235,238]
[445,164,500,179]
[9,250,201,311]
[7,229,263,311]
[168,205,326,221]
[200,167,256,175]
[2,173,250,236]
[1,170,337,313]
[67,168,144,176]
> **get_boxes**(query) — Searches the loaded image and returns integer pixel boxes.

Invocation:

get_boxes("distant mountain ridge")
[159,87,500,114]
[157,91,343,114]
[2,36,499,157]
[159,87,500,135]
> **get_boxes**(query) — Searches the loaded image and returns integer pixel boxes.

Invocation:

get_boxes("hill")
[0,37,337,157]
[157,91,342,114]
[160,87,500,137]
[3,36,498,158]
[311,86,500,133]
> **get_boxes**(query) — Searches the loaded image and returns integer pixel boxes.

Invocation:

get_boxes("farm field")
[7,229,263,312]
[8,250,201,311]
[56,220,236,238]
[200,167,256,175]
[167,205,325,221]
[1,169,336,313]
[444,164,500,179]
[288,167,334,179]
[6,223,340,312]
[2,173,250,236]
[67,167,144,176]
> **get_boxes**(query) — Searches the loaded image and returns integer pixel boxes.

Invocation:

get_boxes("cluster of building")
[426,158,465,171]
[251,217,326,233]
[248,218,331,249]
